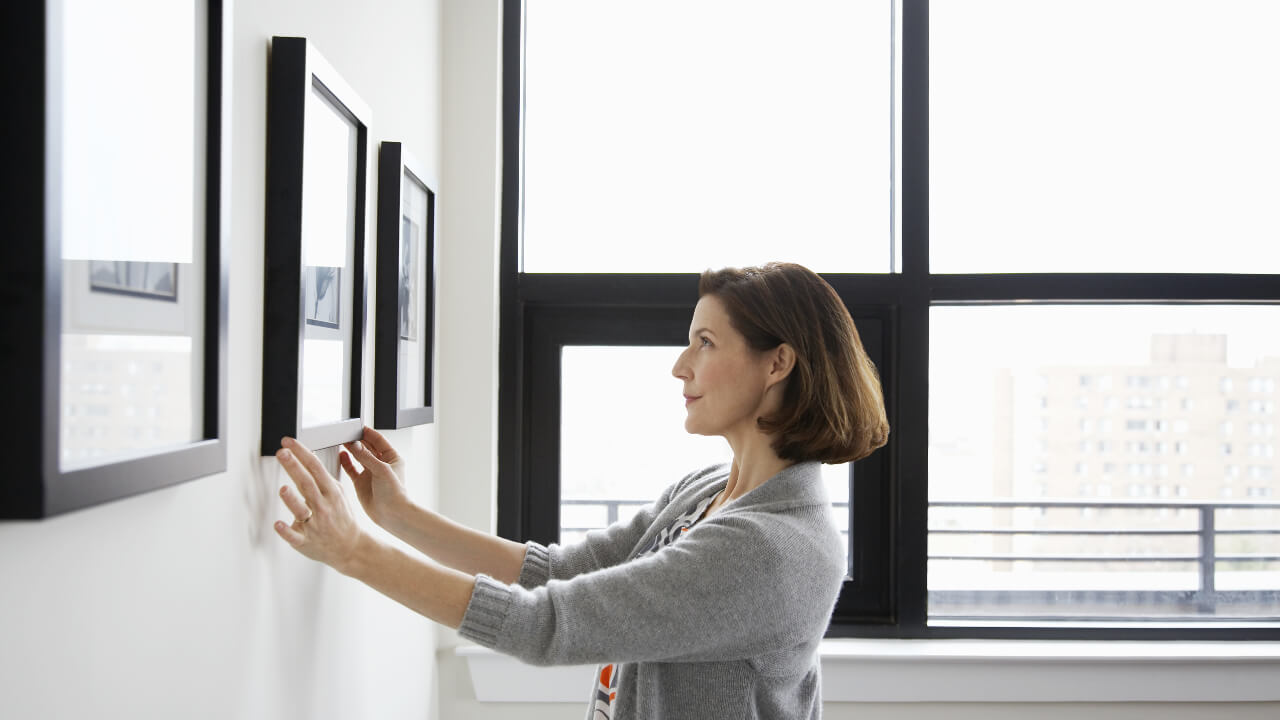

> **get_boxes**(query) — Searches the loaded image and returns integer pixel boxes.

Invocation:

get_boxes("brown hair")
[698,262,889,464]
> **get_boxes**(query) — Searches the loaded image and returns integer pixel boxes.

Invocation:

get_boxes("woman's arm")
[376,495,527,585]
[459,510,845,667]
[273,436,477,626]
[337,428,527,584]
[330,531,476,629]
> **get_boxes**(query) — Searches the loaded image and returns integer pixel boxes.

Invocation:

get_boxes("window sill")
[456,639,1280,703]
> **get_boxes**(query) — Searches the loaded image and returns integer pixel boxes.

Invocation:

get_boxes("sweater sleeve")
[515,467,713,588]
[458,507,844,667]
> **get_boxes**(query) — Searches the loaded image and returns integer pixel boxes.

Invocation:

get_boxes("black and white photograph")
[88,260,179,301]
[399,215,419,341]
[304,265,341,329]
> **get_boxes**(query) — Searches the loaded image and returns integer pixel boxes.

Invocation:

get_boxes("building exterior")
[1018,334,1277,510]
[928,334,1280,619]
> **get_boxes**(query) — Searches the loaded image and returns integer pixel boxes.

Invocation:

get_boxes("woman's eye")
[699,337,712,347]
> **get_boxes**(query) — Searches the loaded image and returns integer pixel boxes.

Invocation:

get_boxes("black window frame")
[497,0,1280,640]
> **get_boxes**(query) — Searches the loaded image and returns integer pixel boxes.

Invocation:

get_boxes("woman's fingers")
[338,449,363,481]
[279,484,311,523]
[281,437,341,497]
[274,520,305,548]
[344,440,385,471]
[276,447,323,504]
[272,440,368,569]
[360,426,399,462]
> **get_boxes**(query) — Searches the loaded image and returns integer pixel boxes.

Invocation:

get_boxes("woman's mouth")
[684,395,700,407]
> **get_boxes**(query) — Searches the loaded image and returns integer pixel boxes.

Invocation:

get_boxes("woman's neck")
[721,434,793,505]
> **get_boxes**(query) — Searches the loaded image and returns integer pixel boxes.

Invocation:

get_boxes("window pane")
[929,306,1280,625]
[931,1,1280,273]
[299,84,360,427]
[523,1,895,273]
[398,172,433,409]
[57,0,206,470]
[560,347,850,570]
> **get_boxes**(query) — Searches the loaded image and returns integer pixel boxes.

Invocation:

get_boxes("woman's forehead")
[690,295,729,328]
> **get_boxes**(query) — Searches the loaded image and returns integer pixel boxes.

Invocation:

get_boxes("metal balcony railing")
[561,497,1280,621]
[925,498,1280,620]
[928,499,1280,588]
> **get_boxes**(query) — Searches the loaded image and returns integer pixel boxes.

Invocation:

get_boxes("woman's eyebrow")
[691,327,717,337]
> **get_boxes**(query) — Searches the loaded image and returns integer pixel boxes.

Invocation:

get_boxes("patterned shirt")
[591,490,720,719]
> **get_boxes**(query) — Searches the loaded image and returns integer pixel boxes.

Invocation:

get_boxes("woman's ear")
[766,343,796,389]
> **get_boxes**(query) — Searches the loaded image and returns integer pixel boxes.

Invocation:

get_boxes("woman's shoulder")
[705,463,845,568]
[667,462,731,499]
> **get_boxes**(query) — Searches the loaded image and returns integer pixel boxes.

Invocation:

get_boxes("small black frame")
[260,37,370,455]
[374,142,437,429]
[1,0,230,519]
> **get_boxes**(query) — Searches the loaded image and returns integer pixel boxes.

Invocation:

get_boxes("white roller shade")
[60,0,200,263]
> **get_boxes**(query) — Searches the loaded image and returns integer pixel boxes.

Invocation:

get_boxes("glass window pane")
[398,172,433,409]
[60,278,203,469]
[523,1,895,273]
[57,0,207,469]
[60,0,202,264]
[560,346,850,570]
[931,1,1280,273]
[929,306,1280,625]
[299,85,359,427]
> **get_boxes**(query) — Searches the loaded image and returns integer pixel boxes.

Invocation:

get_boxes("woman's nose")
[672,348,690,380]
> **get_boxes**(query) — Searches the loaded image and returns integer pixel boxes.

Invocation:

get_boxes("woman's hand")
[274,436,366,574]
[339,426,410,528]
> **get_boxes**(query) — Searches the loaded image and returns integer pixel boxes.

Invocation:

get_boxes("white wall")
[0,1,441,718]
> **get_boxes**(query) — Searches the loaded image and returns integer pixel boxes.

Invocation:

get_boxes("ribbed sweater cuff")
[458,574,513,648]
[517,541,551,588]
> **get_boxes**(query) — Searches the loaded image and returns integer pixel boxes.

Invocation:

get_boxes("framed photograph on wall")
[303,266,341,329]
[2,0,230,518]
[89,261,180,302]
[374,142,436,429]
[261,36,370,455]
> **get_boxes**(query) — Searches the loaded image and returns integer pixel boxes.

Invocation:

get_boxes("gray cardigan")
[458,461,845,719]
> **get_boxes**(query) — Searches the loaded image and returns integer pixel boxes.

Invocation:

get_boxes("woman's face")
[671,295,779,440]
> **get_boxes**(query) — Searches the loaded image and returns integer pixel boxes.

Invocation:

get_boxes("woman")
[274,262,889,719]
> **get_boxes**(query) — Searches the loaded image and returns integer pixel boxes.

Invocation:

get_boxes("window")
[558,345,855,556]
[520,0,895,273]
[930,1,1280,274]
[501,0,1280,640]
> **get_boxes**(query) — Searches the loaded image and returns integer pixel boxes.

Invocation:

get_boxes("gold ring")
[300,510,313,523]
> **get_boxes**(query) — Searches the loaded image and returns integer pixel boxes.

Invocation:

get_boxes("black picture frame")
[1,0,230,519]
[261,37,370,455]
[374,142,436,429]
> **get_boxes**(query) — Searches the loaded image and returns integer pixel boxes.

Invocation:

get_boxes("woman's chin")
[683,420,716,437]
